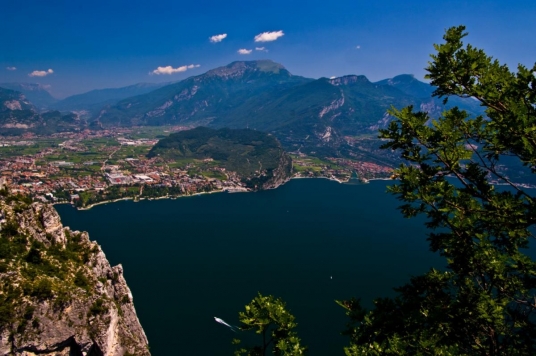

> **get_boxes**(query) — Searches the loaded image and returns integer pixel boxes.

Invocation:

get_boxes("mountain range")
[0,83,58,110]
[92,60,484,157]
[0,87,79,135]
[51,82,172,114]
[0,60,484,157]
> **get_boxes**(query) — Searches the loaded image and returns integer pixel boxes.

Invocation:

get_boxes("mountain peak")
[386,74,418,85]
[374,74,433,98]
[205,60,289,80]
[0,82,57,110]
[328,75,370,86]
[0,87,36,112]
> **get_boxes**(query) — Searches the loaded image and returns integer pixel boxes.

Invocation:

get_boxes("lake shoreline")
[62,176,394,211]
[71,189,228,211]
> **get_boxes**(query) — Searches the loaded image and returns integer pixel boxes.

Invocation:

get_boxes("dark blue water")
[55,178,444,355]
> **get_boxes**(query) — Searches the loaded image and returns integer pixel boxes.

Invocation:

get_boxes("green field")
[124,126,181,139]
[0,139,63,157]
[291,154,343,173]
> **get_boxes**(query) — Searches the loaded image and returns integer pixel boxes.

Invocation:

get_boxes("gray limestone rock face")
[260,151,293,190]
[0,197,150,355]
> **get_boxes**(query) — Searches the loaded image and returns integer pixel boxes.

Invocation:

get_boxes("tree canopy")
[232,293,306,356]
[338,25,536,355]
[233,25,535,355]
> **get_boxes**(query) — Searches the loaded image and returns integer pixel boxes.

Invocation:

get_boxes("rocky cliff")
[256,150,293,190]
[0,192,150,355]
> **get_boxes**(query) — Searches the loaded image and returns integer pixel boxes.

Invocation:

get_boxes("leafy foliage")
[233,293,307,356]
[339,26,536,355]
[0,192,99,330]
[88,298,108,317]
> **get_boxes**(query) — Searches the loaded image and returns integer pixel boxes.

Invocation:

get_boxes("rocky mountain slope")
[94,60,312,127]
[90,60,483,157]
[0,191,150,355]
[1,87,35,112]
[0,83,57,111]
[223,74,418,156]
[0,88,83,135]
[0,87,41,133]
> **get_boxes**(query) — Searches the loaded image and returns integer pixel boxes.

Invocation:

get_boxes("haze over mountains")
[0,60,483,157]
[0,83,58,110]
[52,82,172,113]
[0,87,79,135]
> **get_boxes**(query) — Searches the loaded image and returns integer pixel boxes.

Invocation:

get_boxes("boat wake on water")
[214,317,240,332]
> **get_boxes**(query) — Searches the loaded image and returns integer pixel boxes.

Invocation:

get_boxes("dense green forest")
[148,127,292,183]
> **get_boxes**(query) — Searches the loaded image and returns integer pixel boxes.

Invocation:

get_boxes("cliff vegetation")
[0,188,150,355]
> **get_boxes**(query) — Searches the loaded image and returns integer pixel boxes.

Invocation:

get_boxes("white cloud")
[209,33,227,43]
[356,45,361,49]
[237,49,252,55]
[151,64,200,75]
[6,66,16,71]
[254,30,284,42]
[29,69,53,77]
[255,47,268,52]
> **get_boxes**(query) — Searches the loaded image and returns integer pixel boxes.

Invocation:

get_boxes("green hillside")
[148,127,292,189]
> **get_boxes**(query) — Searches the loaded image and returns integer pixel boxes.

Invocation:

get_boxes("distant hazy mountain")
[0,87,39,134]
[52,82,171,115]
[374,74,484,118]
[0,87,35,111]
[0,83,57,111]
[375,74,434,98]
[0,87,81,135]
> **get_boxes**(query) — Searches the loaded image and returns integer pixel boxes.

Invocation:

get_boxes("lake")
[55,178,444,355]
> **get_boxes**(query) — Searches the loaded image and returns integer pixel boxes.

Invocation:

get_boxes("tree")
[233,293,307,356]
[338,26,536,355]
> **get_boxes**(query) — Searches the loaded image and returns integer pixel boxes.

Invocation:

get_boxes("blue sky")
[1,0,535,98]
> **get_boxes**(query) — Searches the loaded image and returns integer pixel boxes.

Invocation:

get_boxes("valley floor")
[0,127,396,209]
